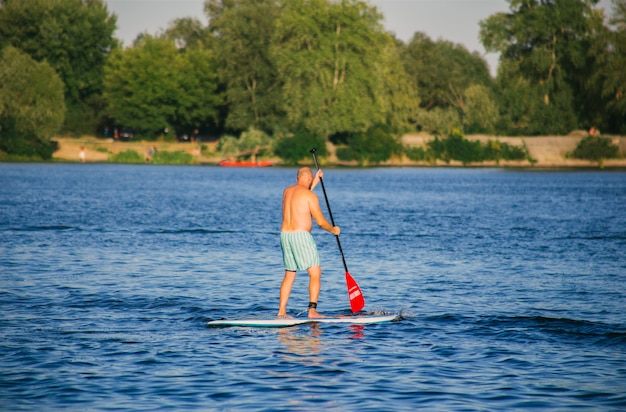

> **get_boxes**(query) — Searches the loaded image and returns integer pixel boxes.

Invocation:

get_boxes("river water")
[1,163,625,411]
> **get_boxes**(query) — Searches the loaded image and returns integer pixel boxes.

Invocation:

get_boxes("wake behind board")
[207,313,398,328]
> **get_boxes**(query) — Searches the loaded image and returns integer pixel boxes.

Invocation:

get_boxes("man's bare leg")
[307,265,326,318]
[277,271,296,318]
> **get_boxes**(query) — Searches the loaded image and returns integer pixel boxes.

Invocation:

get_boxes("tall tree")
[589,0,626,133]
[205,0,283,133]
[271,0,411,138]
[163,17,213,50]
[0,0,117,134]
[376,37,420,134]
[399,32,494,134]
[0,46,65,158]
[463,84,500,134]
[103,36,221,137]
[401,32,493,111]
[480,0,602,135]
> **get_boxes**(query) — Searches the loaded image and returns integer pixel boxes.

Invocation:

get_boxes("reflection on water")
[349,324,365,339]
[277,322,368,363]
[277,323,323,361]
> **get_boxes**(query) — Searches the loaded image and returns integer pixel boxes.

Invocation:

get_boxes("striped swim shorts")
[280,231,320,271]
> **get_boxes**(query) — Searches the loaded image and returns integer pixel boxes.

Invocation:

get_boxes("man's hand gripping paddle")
[310,148,365,313]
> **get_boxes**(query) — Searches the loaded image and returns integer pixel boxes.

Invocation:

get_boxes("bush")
[336,125,402,165]
[500,141,527,161]
[425,132,483,165]
[273,131,327,164]
[439,131,484,164]
[152,150,194,164]
[405,133,533,165]
[0,118,58,160]
[569,135,619,163]
[483,139,528,163]
[109,149,144,163]
[404,145,429,162]
[217,135,240,157]
[238,127,272,153]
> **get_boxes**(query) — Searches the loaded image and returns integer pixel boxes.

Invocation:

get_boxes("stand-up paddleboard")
[207,313,399,328]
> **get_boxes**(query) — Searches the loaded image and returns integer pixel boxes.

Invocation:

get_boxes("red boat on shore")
[218,160,273,167]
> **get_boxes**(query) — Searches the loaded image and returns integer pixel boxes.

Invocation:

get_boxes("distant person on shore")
[277,167,340,319]
[146,146,153,162]
[589,126,600,137]
[79,146,86,163]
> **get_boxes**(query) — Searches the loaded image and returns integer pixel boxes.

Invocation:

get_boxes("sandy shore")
[52,136,222,164]
[51,133,626,168]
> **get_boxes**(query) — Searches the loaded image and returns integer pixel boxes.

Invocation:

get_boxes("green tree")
[205,0,284,132]
[163,17,212,50]
[375,37,420,134]
[589,0,626,133]
[237,127,272,153]
[217,134,240,157]
[217,127,272,160]
[415,107,462,136]
[480,0,603,135]
[493,59,578,135]
[400,32,493,111]
[0,0,117,134]
[177,46,223,134]
[0,46,65,159]
[399,32,494,134]
[103,35,220,137]
[271,0,410,138]
[462,84,499,134]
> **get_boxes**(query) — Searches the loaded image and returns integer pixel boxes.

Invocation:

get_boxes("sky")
[105,0,615,77]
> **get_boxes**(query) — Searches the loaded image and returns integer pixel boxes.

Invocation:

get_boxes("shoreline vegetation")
[25,132,624,169]
[3,2,626,170]
[3,1,626,171]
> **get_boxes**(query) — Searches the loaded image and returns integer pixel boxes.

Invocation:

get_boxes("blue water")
[1,163,625,411]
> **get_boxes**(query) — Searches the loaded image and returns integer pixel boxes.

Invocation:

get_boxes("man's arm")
[310,169,323,191]
[309,193,340,236]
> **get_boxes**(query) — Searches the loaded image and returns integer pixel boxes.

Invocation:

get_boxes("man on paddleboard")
[278,167,340,319]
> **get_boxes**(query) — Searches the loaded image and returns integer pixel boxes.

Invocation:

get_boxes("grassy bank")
[46,133,626,168]
[51,136,224,165]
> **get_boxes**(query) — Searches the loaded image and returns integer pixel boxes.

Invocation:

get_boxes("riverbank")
[49,133,626,168]
[398,132,626,168]
[51,136,222,164]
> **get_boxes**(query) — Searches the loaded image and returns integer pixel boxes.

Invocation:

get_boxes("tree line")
[0,0,624,161]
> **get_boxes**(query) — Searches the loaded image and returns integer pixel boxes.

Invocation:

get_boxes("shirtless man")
[278,167,340,319]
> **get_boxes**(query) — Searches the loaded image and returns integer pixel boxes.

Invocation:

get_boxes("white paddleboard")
[207,313,398,328]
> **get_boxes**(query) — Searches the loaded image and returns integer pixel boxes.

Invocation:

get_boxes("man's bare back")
[281,167,338,235]
[281,184,316,232]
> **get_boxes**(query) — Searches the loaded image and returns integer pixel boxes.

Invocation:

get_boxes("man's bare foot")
[277,313,294,319]
[308,309,327,319]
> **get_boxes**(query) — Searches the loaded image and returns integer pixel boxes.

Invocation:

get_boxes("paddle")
[310,148,365,313]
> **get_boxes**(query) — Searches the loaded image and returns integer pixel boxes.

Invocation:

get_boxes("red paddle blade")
[346,271,365,313]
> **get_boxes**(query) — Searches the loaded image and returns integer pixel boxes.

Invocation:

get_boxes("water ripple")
[1,165,625,410]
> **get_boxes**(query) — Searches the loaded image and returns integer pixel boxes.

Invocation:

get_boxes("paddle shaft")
[310,148,349,273]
